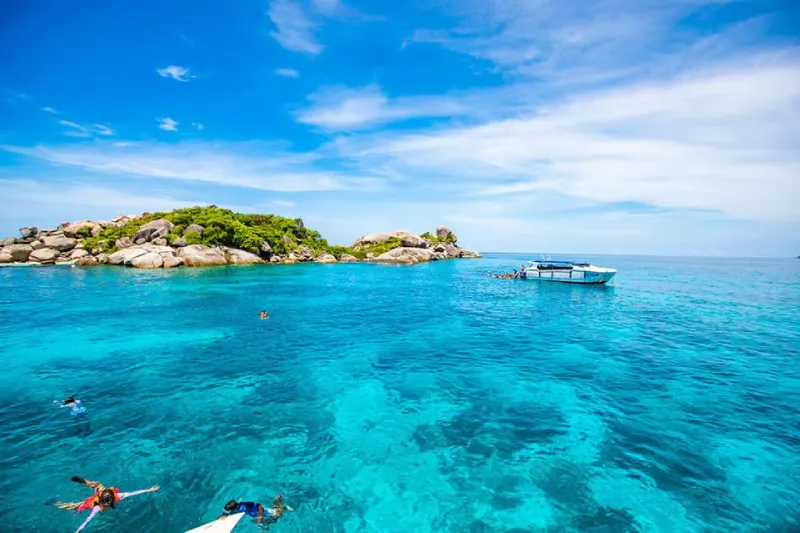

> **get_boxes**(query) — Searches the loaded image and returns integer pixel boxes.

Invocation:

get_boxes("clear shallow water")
[1,255,798,533]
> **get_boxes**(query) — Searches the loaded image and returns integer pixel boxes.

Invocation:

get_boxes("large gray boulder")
[162,255,183,268]
[315,253,338,264]
[259,241,273,258]
[225,248,263,265]
[130,252,164,269]
[172,237,187,248]
[436,226,457,243]
[115,237,133,249]
[1,237,15,247]
[184,224,204,236]
[298,246,312,261]
[0,249,11,263]
[132,219,173,244]
[30,240,45,250]
[75,256,99,266]
[373,247,434,264]
[339,254,359,263]
[62,221,97,238]
[42,234,77,252]
[111,215,134,227]
[352,232,392,247]
[19,227,38,239]
[443,243,462,258]
[30,248,58,263]
[108,244,177,267]
[5,243,33,262]
[178,245,228,267]
[391,230,427,248]
[107,246,149,265]
[70,249,90,260]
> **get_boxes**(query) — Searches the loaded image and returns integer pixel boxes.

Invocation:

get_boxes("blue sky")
[1,0,798,256]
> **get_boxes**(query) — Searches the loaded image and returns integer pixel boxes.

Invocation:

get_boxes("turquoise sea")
[1,254,798,533]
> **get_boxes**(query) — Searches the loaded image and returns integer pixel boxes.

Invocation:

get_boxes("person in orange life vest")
[51,476,159,532]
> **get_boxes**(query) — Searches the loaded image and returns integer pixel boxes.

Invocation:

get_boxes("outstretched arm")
[75,506,99,533]
[118,486,159,500]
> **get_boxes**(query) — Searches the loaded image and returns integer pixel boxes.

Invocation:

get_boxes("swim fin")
[71,476,86,484]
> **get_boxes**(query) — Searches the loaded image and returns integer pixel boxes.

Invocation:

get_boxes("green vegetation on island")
[83,206,338,256]
[81,205,411,259]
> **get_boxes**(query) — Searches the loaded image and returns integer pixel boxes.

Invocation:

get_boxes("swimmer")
[56,395,91,436]
[220,495,293,526]
[51,477,159,533]
[57,396,87,418]
[260,310,269,320]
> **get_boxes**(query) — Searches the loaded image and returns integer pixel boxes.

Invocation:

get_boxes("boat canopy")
[527,260,574,265]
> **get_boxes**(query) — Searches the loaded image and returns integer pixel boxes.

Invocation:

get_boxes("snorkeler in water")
[260,310,269,319]
[56,396,91,436]
[219,495,293,526]
[51,476,159,532]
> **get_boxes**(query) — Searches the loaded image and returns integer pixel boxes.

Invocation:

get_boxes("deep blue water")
[1,254,799,533]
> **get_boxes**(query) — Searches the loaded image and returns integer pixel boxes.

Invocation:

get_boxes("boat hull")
[523,269,616,284]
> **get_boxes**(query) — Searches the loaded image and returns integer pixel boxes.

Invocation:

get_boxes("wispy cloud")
[311,0,383,21]
[157,118,179,131]
[296,84,472,130]
[0,141,376,193]
[192,122,205,131]
[408,0,772,86]
[42,106,58,114]
[59,120,91,138]
[311,0,339,14]
[156,65,194,82]
[272,199,297,207]
[268,0,323,55]
[58,119,115,137]
[93,124,115,136]
[328,58,800,221]
[275,67,300,78]
[0,179,198,220]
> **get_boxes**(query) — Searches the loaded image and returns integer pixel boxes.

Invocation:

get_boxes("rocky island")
[0,206,481,268]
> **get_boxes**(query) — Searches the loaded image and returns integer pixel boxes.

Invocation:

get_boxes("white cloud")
[157,118,179,131]
[296,84,472,130]
[268,0,323,55]
[59,120,91,138]
[0,179,196,220]
[42,106,58,114]
[329,59,800,221]
[272,199,297,207]
[275,68,300,78]
[312,0,339,14]
[93,124,115,136]
[156,65,194,82]
[192,122,205,131]
[0,141,373,193]
[408,0,768,85]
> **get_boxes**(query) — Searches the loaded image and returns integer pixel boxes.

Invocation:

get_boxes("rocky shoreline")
[0,215,481,268]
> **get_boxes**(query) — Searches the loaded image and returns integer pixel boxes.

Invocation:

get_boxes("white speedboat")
[522,258,616,284]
